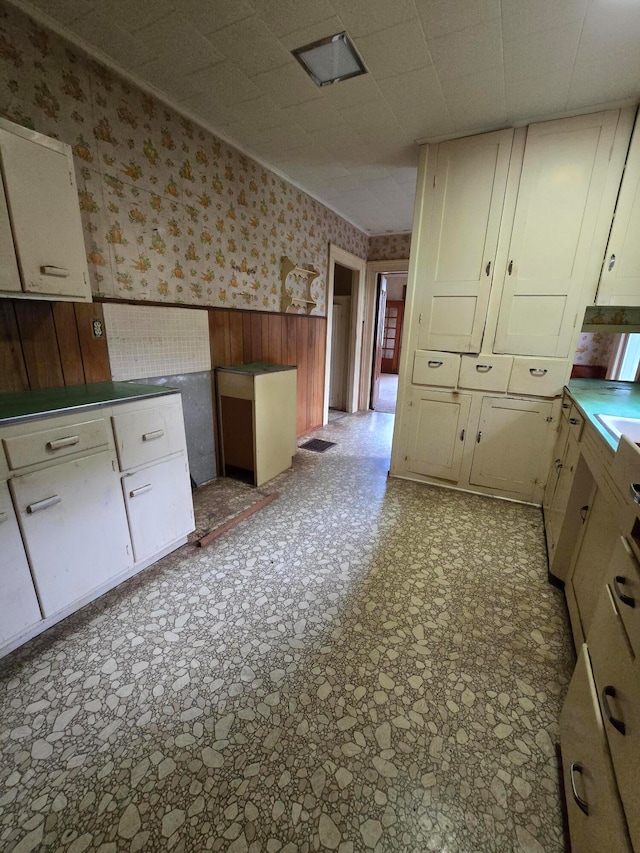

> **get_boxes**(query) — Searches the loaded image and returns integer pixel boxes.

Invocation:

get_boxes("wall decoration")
[0,3,370,315]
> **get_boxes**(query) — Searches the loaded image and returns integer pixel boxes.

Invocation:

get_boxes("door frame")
[324,244,367,424]
[360,259,410,410]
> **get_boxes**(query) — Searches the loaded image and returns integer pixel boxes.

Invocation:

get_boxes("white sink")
[596,413,640,444]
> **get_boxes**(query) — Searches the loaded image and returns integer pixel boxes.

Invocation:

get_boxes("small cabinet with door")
[0,117,92,302]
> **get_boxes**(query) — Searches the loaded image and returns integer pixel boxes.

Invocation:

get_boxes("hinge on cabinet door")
[404,455,408,461]
[545,416,553,422]
[69,170,73,185]
[418,313,422,324]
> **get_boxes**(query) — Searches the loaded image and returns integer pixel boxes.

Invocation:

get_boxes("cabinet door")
[469,396,553,499]
[559,645,632,853]
[417,129,513,354]
[0,480,41,644]
[494,111,621,356]
[0,175,20,292]
[123,454,194,563]
[0,123,90,299]
[543,417,570,544]
[405,390,471,482]
[568,488,619,640]
[597,116,640,306]
[11,451,132,617]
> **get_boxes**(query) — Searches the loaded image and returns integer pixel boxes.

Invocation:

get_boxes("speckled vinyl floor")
[0,411,575,853]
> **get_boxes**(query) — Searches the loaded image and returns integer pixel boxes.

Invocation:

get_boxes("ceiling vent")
[292,32,367,87]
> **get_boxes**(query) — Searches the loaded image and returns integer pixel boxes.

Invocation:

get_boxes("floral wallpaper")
[0,3,370,315]
[573,332,616,366]
[583,306,640,328]
[368,233,412,261]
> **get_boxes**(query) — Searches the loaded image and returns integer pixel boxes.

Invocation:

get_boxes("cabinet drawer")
[508,357,568,397]
[412,350,460,388]
[588,585,640,851]
[3,417,109,471]
[458,355,512,392]
[560,645,632,853]
[112,401,186,471]
[122,455,194,563]
[607,536,640,657]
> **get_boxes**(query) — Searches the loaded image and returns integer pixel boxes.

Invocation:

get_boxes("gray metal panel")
[132,371,216,485]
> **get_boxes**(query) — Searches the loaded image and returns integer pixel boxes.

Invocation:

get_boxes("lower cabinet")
[11,450,132,617]
[468,396,553,498]
[406,390,471,481]
[404,389,554,501]
[123,455,194,563]
[0,480,41,643]
[560,644,632,853]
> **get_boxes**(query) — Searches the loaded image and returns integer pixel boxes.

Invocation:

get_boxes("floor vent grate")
[299,439,336,453]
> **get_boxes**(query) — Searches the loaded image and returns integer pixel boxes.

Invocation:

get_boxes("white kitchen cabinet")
[468,396,554,499]
[597,112,640,306]
[559,644,632,853]
[494,111,624,357]
[416,129,513,354]
[123,454,194,563]
[0,117,91,302]
[0,479,41,643]
[11,449,132,617]
[405,389,471,482]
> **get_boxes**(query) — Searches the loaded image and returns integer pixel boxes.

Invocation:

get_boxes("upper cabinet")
[0,118,92,303]
[494,111,626,357]
[596,111,640,307]
[416,129,513,354]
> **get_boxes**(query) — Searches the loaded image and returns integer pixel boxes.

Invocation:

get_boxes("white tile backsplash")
[104,303,210,381]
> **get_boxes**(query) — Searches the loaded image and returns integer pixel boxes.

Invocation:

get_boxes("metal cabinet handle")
[580,505,589,522]
[614,576,635,608]
[27,495,61,514]
[130,484,153,498]
[630,483,640,505]
[569,763,589,815]
[46,435,80,451]
[555,458,563,472]
[608,254,616,272]
[40,265,70,277]
[460,429,465,441]
[529,368,548,377]
[602,686,626,735]
[508,260,513,275]
[142,429,165,442]
[569,417,581,426]
[427,360,443,368]
[476,431,482,443]
[562,402,570,409]
[476,364,492,373]
[485,261,491,276]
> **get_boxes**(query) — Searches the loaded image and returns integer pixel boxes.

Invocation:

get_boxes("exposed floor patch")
[0,411,574,852]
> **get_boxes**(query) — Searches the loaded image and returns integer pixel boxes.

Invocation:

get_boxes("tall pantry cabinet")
[391,107,636,504]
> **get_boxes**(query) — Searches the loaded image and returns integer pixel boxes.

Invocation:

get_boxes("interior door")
[418,129,514,353]
[329,297,350,410]
[494,110,621,356]
[381,300,404,374]
[371,275,387,408]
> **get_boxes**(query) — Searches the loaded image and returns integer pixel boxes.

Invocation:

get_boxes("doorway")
[328,263,353,414]
[370,272,407,414]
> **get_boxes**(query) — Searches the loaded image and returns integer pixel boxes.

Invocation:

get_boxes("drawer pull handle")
[562,402,570,409]
[630,483,640,505]
[485,261,491,276]
[142,429,165,442]
[40,265,70,278]
[569,763,589,815]
[427,360,443,368]
[460,429,465,442]
[476,364,492,373]
[529,368,548,377]
[608,253,616,272]
[580,505,589,522]
[555,458,563,472]
[130,484,152,498]
[27,495,61,514]
[614,575,635,608]
[569,417,581,426]
[476,430,482,444]
[46,435,80,451]
[602,686,626,735]
[0,511,8,524]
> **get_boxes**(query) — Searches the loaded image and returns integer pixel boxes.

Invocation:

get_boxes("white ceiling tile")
[134,60,207,103]
[67,11,158,70]
[281,99,345,131]
[22,0,97,26]
[178,0,254,34]
[428,18,503,82]
[503,23,581,85]
[377,66,453,139]
[184,63,262,106]
[322,73,382,110]
[206,16,292,75]
[566,51,640,111]
[576,0,640,59]
[134,14,224,77]
[251,0,336,38]
[330,0,419,37]
[279,17,347,51]
[97,0,175,33]
[354,20,431,80]
[415,0,500,40]
[501,0,588,41]
[505,71,571,122]
[440,66,507,130]
[250,63,323,108]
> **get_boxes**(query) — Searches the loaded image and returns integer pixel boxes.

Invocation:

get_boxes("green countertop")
[567,378,640,450]
[216,362,296,376]
[0,382,178,425]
